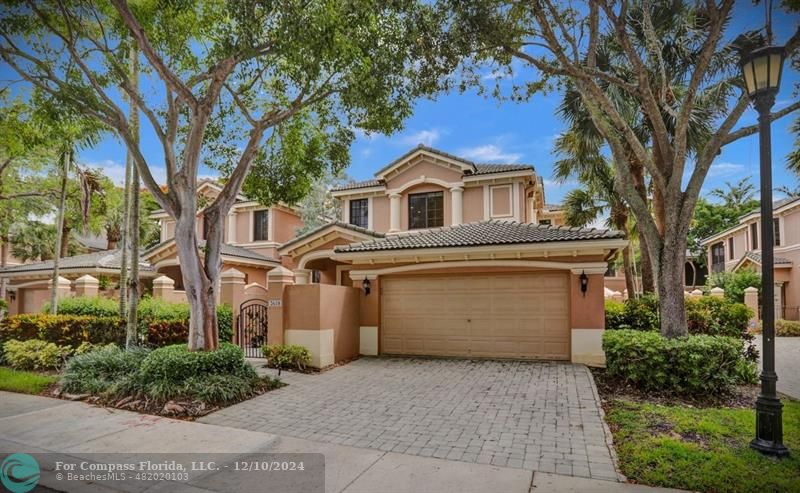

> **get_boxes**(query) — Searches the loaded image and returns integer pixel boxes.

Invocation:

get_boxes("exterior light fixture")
[579,271,588,297]
[739,44,789,458]
[362,278,371,296]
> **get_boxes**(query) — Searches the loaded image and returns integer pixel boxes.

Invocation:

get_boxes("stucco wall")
[273,208,302,244]
[235,210,251,243]
[284,284,360,363]
[372,195,390,232]
[570,273,605,330]
[462,186,484,223]
[385,159,462,189]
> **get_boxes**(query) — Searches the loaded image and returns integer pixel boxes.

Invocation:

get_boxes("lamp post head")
[739,45,785,101]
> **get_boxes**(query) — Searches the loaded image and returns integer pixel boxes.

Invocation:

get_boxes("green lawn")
[605,398,800,493]
[0,367,58,394]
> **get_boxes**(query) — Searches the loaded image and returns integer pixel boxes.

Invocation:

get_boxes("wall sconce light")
[362,279,371,296]
[580,271,589,297]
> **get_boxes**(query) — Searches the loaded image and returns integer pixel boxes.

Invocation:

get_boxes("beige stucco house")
[1,146,626,367]
[701,196,800,320]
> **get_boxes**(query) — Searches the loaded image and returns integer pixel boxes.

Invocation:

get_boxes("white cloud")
[400,128,442,147]
[707,161,745,178]
[85,159,168,186]
[458,144,522,163]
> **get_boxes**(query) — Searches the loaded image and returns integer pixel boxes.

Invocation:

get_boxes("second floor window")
[409,191,444,229]
[253,210,269,241]
[750,223,759,250]
[711,242,725,273]
[774,218,781,246]
[728,237,734,260]
[539,219,552,226]
[349,199,369,229]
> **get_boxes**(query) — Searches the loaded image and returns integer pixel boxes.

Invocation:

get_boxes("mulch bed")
[590,367,760,409]
[42,377,285,421]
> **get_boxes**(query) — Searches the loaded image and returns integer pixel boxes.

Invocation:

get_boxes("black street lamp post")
[739,45,789,458]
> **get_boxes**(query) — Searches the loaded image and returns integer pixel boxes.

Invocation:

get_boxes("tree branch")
[109,0,198,109]
[723,100,800,145]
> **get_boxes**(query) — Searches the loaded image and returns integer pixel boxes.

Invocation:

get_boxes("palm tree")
[554,131,637,297]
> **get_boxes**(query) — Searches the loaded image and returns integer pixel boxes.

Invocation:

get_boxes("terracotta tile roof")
[334,220,624,253]
[743,251,791,265]
[0,250,152,275]
[331,179,384,192]
[471,164,533,175]
[280,221,384,251]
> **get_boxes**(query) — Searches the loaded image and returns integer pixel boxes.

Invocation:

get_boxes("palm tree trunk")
[630,158,655,293]
[119,153,132,317]
[125,45,140,349]
[50,150,70,315]
[622,244,635,296]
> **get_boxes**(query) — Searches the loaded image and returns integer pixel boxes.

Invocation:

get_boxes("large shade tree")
[436,0,800,337]
[1,0,442,349]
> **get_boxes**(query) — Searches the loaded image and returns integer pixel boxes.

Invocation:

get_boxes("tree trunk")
[50,150,70,315]
[125,44,140,349]
[654,229,689,338]
[60,225,70,258]
[622,244,636,297]
[639,234,656,293]
[0,234,8,300]
[630,160,655,293]
[174,212,219,351]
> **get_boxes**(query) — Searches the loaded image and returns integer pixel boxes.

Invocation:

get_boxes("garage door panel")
[380,273,571,360]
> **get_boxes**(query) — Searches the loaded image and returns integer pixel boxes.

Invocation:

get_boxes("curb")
[584,365,627,483]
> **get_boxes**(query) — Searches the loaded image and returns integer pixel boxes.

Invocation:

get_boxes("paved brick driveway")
[199,358,619,480]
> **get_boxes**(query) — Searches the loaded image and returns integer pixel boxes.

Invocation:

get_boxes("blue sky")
[72,4,799,206]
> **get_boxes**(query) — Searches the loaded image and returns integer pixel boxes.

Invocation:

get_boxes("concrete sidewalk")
[0,392,683,493]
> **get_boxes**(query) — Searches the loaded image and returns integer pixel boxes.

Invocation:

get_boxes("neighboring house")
[701,196,800,320]
[1,146,627,366]
[1,180,301,314]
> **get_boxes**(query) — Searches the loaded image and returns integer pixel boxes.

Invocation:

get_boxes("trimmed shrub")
[604,300,627,330]
[3,339,71,371]
[685,296,752,337]
[137,297,190,323]
[138,343,253,383]
[144,320,190,347]
[753,319,800,337]
[262,344,311,374]
[217,304,234,343]
[43,296,118,317]
[61,346,150,395]
[777,320,800,337]
[706,269,761,303]
[0,315,125,349]
[603,330,747,395]
[137,343,258,402]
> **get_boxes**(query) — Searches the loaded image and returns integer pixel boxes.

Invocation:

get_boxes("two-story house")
[701,196,800,320]
[279,145,626,363]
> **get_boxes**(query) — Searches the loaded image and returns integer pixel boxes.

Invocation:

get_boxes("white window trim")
[342,199,350,223]
[367,197,374,230]
[489,184,514,218]
[482,185,490,220]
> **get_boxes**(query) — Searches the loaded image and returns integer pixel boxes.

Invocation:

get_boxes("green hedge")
[1,304,234,351]
[43,296,118,317]
[603,330,751,395]
[0,314,126,348]
[754,319,800,337]
[605,295,751,338]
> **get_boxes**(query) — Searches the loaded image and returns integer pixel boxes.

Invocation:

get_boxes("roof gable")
[279,221,384,257]
[375,145,476,180]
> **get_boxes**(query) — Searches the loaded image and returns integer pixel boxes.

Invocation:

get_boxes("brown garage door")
[380,272,570,360]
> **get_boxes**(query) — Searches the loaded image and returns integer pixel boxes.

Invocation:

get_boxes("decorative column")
[775,282,784,322]
[389,193,401,233]
[294,269,311,285]
[74,275,100,297]
[267,266,294,346]
[744,286,759,326]
[450,186,463,225]
[227,212,237,243]
[710,287,725,298]
[220,269,246,343]
[152,275,175,300]
[48,276,72,300]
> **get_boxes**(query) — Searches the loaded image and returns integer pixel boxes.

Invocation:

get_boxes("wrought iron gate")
[237,300,268,358]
